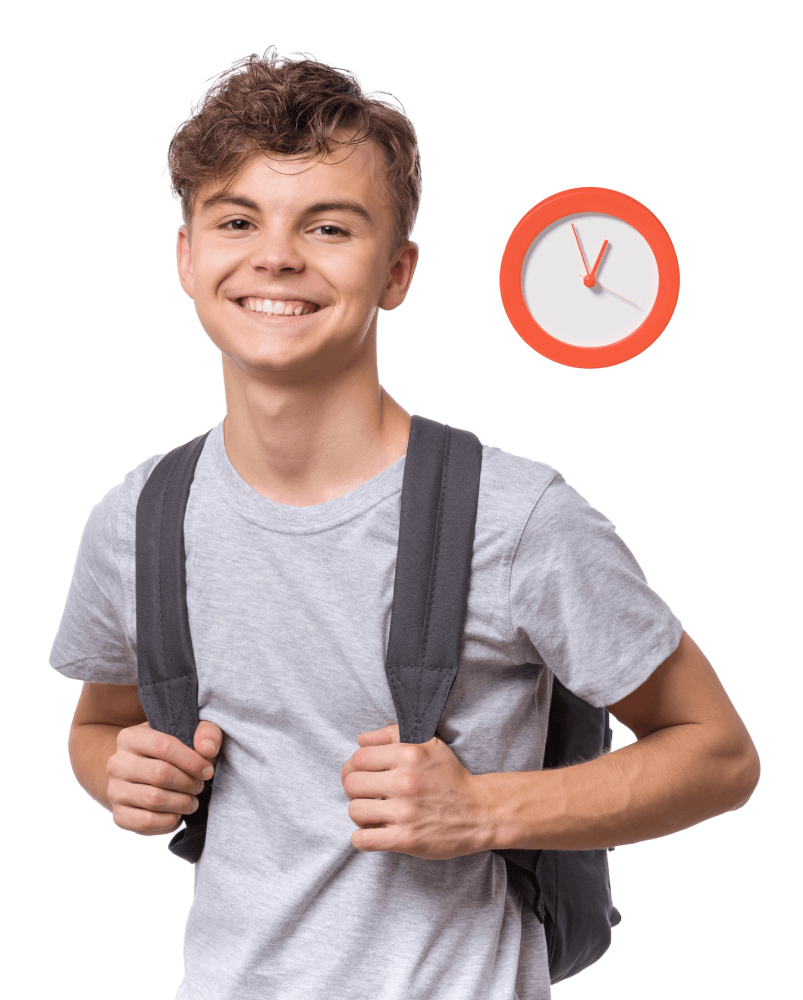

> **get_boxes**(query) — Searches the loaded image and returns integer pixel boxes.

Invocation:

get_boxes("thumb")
[194,720,223,763]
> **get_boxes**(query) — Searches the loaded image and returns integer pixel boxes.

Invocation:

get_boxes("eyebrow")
[198,193,373,224]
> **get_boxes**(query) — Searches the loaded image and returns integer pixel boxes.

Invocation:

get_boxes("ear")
[379,242,419,311]
[177,224,195,300]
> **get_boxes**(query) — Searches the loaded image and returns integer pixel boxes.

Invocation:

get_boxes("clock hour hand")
[590,240,608,277]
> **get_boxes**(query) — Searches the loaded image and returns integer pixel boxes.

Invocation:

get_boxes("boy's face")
[177,138,418,378]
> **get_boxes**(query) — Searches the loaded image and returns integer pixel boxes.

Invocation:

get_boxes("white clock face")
[521,212,659,348]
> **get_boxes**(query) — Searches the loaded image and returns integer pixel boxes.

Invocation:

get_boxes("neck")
[220,347,411,507]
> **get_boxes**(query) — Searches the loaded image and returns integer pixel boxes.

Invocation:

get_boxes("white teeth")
[240,297,319,315]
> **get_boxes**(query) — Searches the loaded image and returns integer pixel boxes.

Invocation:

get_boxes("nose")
[247,228,305,275]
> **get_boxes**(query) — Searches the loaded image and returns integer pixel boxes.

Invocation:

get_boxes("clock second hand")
[578,275,640,309]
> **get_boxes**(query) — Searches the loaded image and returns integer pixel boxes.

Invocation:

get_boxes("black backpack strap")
[135,430,212,863]
[385,416,483,744]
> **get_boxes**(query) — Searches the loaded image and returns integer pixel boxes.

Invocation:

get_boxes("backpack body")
[135,415,619,985]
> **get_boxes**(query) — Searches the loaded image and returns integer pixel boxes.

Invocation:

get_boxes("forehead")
[194,139,392,219]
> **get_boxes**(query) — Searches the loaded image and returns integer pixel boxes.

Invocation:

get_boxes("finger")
[357,723,400,746]
[113,750,204,796]
[108,775,204,830]
[118,723,213,781]
[348,796,394,828]
[343,770,393,800]
[195,720,222,761]
[112,800,197,837]
[356,732,393,747]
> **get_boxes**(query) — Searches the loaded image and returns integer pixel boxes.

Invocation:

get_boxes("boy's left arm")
[478,629,760,852]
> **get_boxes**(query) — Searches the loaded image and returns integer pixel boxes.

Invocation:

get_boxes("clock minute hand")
[571,223,590,273]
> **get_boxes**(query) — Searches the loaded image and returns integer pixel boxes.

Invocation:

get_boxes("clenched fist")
[106,720,222,836]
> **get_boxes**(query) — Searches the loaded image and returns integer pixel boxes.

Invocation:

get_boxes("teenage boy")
[52,49,760,1000]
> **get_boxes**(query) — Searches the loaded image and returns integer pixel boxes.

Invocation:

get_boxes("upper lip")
[233,292,323,306]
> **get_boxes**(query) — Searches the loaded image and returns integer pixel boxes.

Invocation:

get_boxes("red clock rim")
[499,187,680,369]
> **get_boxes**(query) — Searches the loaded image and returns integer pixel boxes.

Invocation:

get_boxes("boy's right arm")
[68,683,145,814]
[67,723,130,813]
[68,682,221,836]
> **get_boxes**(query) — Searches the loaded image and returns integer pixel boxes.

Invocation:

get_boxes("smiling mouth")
[234,299,326,319]
[236,297,322,317]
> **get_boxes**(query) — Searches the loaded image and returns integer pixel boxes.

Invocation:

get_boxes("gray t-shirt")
[50,420,683,1000]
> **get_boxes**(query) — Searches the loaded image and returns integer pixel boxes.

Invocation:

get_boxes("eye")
[220,219,253,231]
[218,219,348,238]
[312,225,348,237]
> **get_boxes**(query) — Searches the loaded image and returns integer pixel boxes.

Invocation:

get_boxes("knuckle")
[137,812,157,833]
[397,772,420,797]
[151,760,172,786]
[399,745,421,765]
[153,734,174,758]
[145,810,174,832]
[143,785,166,810]
[140,811,159,832]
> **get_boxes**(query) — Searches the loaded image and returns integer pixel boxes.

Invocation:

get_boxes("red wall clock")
[499,187,680,369]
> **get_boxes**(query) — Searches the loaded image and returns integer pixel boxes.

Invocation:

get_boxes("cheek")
[332,257,387,305]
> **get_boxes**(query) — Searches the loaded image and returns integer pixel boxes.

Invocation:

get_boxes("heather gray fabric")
[50,419,683,1000]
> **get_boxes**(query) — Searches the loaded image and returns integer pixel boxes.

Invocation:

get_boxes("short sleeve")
[49,481,138,684]
[509,474,683,707]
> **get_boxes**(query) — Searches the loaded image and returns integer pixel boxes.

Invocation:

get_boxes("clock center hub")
[583,274,597,288]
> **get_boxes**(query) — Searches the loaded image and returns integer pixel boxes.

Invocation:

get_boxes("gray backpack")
[135,414,620,985]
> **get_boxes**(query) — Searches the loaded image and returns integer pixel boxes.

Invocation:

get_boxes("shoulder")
[69,444,176,617]
[477,442,561,529]
[476,442,610,553]
[88,450,167,546]
[50,447,170,682]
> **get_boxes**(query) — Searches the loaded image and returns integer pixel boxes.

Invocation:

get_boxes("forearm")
[68,723,123,813]
[476,722,759,852]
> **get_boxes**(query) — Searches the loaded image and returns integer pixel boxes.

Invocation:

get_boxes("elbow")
[731,745,761,812]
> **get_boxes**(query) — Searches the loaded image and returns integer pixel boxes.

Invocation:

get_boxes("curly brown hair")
[168,48,422,259]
